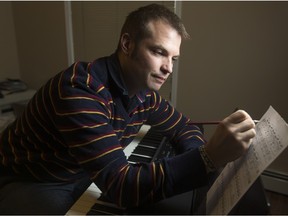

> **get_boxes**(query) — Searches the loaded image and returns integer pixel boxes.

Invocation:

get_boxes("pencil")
[192,107,260,125]
[192,120,260,125]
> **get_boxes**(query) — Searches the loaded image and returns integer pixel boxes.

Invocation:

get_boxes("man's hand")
[205,110,256,168]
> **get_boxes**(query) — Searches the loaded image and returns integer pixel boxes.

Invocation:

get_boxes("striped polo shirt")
[0,53,208,207]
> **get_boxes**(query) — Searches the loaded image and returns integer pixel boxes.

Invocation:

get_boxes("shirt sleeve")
[146,91,206,153]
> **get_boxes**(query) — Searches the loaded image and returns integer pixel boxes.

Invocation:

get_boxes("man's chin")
[148,85,162,92]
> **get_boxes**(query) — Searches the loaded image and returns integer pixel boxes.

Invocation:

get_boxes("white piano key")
[66,183,101,215]
[123,124,151,158]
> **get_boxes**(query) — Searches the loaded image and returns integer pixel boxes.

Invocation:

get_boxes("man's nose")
[161,59,173,74]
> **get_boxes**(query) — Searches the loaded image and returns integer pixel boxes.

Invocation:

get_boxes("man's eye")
[172,57,178,62]
[153,49,163,55]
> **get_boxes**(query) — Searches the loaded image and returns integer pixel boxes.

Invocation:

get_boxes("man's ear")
[120,33,133,55]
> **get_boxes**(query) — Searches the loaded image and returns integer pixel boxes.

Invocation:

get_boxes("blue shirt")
[0,53,207,207]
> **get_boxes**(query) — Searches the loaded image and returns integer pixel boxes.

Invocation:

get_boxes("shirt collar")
[108,53,147,102]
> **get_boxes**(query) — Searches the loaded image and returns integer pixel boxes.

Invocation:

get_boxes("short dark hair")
[118,4,189,47]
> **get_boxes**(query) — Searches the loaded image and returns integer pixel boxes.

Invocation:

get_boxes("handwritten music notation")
[206,106,288,215]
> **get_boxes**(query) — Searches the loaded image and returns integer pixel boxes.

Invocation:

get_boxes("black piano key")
[133,146,156,156]
[138,141,159,148]
[131,153,152,159]
[137,144,157,149]
[141,131,163,141]
[128,154,152,163]
[140,137,162,144]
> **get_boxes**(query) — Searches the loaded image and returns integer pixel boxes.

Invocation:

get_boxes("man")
[0,4,256,214]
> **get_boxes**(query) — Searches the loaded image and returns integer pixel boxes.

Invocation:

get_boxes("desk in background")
[0,89,36,133]
[0,89,36,115]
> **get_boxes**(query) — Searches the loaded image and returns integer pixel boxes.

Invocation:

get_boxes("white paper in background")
[206,106,288,215]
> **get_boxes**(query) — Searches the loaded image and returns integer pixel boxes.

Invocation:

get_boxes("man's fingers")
[235,128,256,151]
[224,110,256,132]
[206,109,257,167]
[237,118,256,133]
[224,110,250,124]
[242,128,256,142]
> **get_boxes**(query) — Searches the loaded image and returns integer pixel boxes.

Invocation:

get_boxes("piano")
[66,125,270,215]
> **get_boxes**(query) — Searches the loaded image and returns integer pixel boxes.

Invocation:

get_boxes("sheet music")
[206,106,288,215]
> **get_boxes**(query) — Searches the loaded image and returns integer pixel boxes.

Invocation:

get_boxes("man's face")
[124,20,181,95]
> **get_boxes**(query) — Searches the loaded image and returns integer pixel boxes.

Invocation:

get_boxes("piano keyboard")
[67,124,173,215]
[127,125,174,164]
